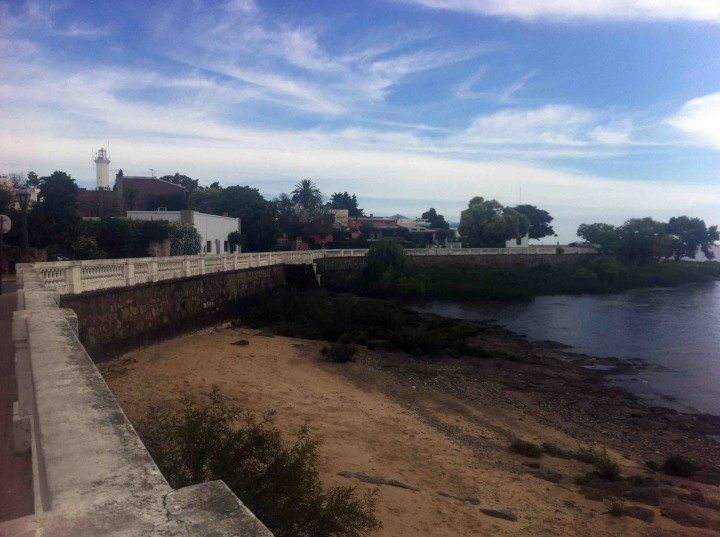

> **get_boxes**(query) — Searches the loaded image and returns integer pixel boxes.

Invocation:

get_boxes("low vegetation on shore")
[408,256,720,300]
[238,287,501,358]
[140,387,381,537]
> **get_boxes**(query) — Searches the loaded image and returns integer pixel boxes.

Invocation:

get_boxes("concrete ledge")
[12,401,30,453]
[8,264,275,536]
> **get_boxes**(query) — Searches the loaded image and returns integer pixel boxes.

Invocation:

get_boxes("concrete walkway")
[0,282,34,522]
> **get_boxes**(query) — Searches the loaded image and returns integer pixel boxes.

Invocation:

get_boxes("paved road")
[0,282,34,521]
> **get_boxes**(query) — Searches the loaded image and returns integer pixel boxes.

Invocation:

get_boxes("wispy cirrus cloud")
[460,105,634,146]
[0,0,108,38]
[153,0,496,116]
[400,0,720,22]
[455,67,536,103]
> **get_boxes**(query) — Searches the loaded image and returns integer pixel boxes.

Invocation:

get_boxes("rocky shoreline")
[373,314,720,470]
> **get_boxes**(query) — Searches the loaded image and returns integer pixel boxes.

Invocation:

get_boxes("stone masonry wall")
[60,265,290,361]
[315,252,595,289]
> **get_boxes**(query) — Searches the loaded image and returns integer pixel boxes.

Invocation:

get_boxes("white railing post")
[124,260,135,286]
[233,252,238,270]
[182,257,191,277]
[221,256,227,272]
[67,264,82,294]
[149,259,158,282]
[199,257,206,275]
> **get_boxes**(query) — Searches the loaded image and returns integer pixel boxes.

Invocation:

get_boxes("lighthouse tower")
[94,148,111,190]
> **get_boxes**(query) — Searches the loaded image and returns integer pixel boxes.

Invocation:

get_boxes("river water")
[419,281,720,416]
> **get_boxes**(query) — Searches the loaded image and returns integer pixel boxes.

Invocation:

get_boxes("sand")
[100,326,720,537]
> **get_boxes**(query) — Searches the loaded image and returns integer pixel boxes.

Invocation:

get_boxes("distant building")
[127,210,241,255]
[0,174,40,210]
[505,233,529,248]
[329,209,349,228]
[77,172,187,218]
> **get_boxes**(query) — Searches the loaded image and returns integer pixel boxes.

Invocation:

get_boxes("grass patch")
[577,447,621,481]
[662,454,699,477]
[604,497,625,517]
[140,387,381,537]
[322,343,358,363]
[509,439,543,459]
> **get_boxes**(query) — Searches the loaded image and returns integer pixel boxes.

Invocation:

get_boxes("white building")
[506,233,530,248]
[127,210,241,255]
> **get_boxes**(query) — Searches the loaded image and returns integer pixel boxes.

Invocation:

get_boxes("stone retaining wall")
[315,252,595,289]
[59,265,313,361]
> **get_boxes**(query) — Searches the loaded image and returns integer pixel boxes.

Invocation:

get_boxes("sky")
[2,0,720,241]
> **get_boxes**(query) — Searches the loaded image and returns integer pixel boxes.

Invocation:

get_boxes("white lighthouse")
[94,147,111,190]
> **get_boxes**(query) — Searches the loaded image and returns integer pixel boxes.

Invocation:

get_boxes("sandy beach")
[100,324,720,536]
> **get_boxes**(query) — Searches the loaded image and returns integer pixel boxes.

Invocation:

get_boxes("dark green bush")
[510,439,543,458]
[662,454,699,477]
[322,343,358,363]
[239,288,484,358]
[141,388,380,537]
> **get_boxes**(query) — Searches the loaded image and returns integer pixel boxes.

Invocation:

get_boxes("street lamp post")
[16,188,31,257]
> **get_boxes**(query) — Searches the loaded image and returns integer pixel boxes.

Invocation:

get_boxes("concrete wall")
[60,264,293,361]
[188,212,241,254]
[6,264,274,536]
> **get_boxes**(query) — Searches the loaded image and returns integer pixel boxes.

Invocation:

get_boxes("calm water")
[419,281,720,415]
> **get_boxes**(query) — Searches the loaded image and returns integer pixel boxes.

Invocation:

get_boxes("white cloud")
[461,105,634,146]
[668,92,720,149]
[401,0,720,22]
[456,68,535,103]
[0,0,108,38]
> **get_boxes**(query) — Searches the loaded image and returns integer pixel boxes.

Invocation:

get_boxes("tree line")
[0,172,454,260]
[1,170,716,264]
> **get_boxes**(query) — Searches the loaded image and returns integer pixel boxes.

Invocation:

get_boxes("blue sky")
[2,0,720,240]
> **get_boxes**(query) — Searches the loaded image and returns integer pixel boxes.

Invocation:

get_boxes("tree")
[514,205,555,240]
[578,218,674,263]
[366,238,406,282]
[160,173,199,192]
[228,230,243,252]
[617,218,673,263]
[0,186,13,210]
[26,172,39,188]
[71,236,103,260]
[84,218,170,258]
[421,208,449,229]
[277,182,334,245]
[291,180,323,213]
[330,192,364,217]
[188,187,221,214]
[421,208,450,242]
[666,216,719,261]
[458,197,530,247]
[169,221,201,255]
[214,186,279,252]
[577,223,619,254]
[32,171,81,254]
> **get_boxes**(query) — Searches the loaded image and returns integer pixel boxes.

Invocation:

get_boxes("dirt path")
[101,326,720,537]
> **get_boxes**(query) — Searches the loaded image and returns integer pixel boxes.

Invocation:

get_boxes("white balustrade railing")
[33,246,595,294]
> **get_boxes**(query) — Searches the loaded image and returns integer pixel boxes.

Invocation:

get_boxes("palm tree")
[291,180,322,212]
